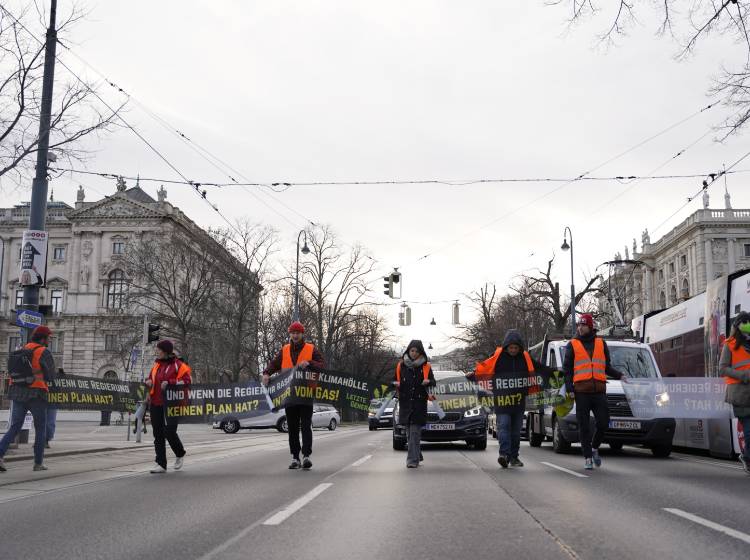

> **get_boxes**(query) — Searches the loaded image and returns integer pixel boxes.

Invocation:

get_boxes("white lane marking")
[263,483,334,526]
[664,508,750,544]
[540,462,590,478]
[351,454,372,467]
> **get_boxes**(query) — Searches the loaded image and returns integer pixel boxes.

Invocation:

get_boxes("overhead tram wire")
[49,41,315,228]
[0,3,292,236]
[650,146,750,235]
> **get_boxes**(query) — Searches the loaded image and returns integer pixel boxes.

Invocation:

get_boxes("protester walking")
[262,322,325,470]
[394,340,435,469]
[563,314,624,470]
[145,340,191,474]
[0,326,57,472]
[720,311,750,474]
[468,330,554,469]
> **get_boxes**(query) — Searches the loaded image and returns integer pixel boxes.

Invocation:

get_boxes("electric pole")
[20,0,58,341]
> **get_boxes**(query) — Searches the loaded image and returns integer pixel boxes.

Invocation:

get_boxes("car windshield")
[609,346,659,379]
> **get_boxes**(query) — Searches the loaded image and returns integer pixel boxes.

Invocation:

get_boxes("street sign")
[16,309,43,329]
[18,230,48,287]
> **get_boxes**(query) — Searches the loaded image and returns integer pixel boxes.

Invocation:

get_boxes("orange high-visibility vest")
[149,360,191,396]
[281,343,314,369]
[22,342,49,391]
[475,347,539,394]
[571,338,607,385]
[396,362,431,384]
[725,337,750,385]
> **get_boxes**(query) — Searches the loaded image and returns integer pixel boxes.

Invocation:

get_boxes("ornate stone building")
[0,178,219,382]
[601,188,750,324]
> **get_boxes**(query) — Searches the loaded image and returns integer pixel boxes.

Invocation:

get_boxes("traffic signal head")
[147,323,161,344]
[383,275,393,297]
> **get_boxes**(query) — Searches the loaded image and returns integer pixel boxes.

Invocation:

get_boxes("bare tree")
[512,256,600,333]
[0,5,124,184]
[554,1,750,135]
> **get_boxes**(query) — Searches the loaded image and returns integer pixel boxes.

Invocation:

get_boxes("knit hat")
[577,314,594,329]
[31,325,52,340]
[288,321,305,334]
[157,339,174,354]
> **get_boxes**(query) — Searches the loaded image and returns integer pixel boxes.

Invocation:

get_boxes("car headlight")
[655,392,670,407]
[464,406,482,418]
[368,412,376,417]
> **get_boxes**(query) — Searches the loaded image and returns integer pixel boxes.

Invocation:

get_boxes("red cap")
[31,325,52,339]
[288,321,305,334]
[577,314,594,329]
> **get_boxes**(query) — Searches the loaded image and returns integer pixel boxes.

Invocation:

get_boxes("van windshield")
[558,345,659,379]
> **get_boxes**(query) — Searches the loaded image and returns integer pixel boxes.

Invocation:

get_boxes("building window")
[670,284,677,303]
[680,255,687,267]
[50,289,63,313]
[745,243,750,258]
[669,262,675,275]
[106,269,126,309]
[659,291,666,308]
[112,242,125,255]
[658,269,664,282]
[8,336,21,353]
[53,247,66,261]
[105,334,119,352]
[681,279,689,300]
[15,289,23,307]
[49,334,63,354]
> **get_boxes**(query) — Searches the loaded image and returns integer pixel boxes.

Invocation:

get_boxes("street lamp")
[294,230,310,322]
[561,227,575,338]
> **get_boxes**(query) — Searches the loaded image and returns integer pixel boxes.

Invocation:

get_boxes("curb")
[5,445,150,463]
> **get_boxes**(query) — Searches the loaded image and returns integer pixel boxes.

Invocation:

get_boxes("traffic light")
[383,275,393,297]
[144,323,161,345]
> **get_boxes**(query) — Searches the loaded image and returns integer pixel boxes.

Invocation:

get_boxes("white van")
[527,334,676,457]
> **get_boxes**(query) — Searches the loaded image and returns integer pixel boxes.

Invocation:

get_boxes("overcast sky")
[3,1,750,354]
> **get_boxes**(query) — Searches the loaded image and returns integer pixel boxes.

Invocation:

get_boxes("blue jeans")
[0,399,47,465]
[497,409,524,459]
[46,407,57,442]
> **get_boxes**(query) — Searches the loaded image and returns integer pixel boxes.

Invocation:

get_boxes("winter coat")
[562,332,623,393]
[395,359,436,426]
[719,340,750,417]
[263,339,325,376]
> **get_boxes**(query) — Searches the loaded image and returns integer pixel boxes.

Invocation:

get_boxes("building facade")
[0,178,220,383]
[602,189,750,325]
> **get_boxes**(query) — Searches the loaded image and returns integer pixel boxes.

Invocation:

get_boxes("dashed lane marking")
[540,461,590,478]
[263,483,334,526]
[663,508,750,544]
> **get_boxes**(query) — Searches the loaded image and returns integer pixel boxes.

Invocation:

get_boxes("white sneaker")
[174,457,184,470]
[149,464,166,474]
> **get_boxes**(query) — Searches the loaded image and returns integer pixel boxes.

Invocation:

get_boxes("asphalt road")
[0,426,748,560]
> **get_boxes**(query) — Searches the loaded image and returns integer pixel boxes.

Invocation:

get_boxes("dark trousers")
[286,404,313,459]
[497,408,524,459]
[0,399,47,464]
[575,392,609,459]
[150,405,185,469]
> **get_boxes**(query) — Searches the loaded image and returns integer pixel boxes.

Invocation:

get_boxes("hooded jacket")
[395,340,436,425]
[468,330,554,412]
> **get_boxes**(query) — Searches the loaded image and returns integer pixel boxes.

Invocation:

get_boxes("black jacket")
[395,360,436,426]
[562,333,623,393]
[8,344,56,403]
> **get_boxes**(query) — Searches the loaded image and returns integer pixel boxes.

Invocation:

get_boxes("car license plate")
[609,420,641,430]
[426,423,455,431]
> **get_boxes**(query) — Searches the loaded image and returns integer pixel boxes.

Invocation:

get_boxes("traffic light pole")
[21,0,58,342]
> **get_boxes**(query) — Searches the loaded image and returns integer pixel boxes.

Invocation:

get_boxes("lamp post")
[293,230,310,322]
[561,227,575,338]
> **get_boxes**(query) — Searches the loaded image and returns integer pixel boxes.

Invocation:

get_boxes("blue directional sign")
[16,309,43,329]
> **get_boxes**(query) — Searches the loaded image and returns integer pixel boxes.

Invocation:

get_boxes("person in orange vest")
[144,340,191,474]
[394,340,435,468]
[562,314,624,470]
[467,330,554,469]
[0,326,57,472]
[719,311,750,474]
[262,322,325,470]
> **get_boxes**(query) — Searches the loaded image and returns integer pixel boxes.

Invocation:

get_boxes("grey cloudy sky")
[3,1,750,353]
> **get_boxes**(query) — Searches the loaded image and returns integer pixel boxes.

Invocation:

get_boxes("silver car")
[213,404,341,434]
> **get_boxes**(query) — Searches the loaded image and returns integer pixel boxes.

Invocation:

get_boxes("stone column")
[91,232,103,292]
[704,238,714,284]
[728,238,736,275]
[644,268,652,313]
[0,235,11,312]
[70,231,82,293]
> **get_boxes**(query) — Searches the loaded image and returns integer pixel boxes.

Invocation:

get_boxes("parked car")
[526,334,676,457]
[368,396,396,430]
[392,371,489,450]
[213,404,341,434]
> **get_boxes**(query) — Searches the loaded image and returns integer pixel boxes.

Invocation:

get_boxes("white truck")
[527,334,676,457]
